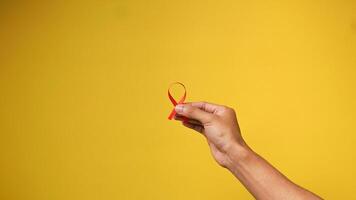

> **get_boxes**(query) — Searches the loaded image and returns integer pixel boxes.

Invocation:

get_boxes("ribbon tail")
[168,109,176,120]
[168,109,189,124]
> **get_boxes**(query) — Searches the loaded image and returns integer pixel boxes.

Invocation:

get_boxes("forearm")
[226,145,322,200]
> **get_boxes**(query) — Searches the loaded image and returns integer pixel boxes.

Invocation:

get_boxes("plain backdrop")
[1,0,356,199]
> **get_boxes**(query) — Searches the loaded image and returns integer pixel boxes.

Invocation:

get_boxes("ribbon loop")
[167,82,186,120]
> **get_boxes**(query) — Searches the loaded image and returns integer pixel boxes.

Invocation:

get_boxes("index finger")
[185,101,223,114]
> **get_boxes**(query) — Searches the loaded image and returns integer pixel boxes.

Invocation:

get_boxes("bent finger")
[174,115,202,126]
[182,121,204,134]
[175,104,214,124]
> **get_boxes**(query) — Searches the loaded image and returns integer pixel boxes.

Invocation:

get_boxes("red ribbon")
[168,82,186,120]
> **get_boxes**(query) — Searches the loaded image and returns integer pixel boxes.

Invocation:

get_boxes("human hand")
[174,102,249,169]
[174,102,323,200]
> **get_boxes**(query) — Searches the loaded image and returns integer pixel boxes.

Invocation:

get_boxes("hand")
[174,102,322,200]
[174,101,249,168]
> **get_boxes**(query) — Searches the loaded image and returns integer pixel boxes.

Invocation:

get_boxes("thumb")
[175,104,214,124]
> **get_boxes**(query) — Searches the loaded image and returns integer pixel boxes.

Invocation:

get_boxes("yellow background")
[1,0,355,199]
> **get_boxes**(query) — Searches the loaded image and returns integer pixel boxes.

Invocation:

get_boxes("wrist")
[225,142,253,171]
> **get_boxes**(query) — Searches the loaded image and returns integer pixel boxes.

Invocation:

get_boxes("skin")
[174,101,322,200]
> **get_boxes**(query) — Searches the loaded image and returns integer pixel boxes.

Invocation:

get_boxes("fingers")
[175,104,214,124]
[182,121,204,133]
[189,101,222,114]
[174,115,202,126]
[175,114,204,134]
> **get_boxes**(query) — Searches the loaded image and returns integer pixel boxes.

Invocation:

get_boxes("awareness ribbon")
[167,82,186,120]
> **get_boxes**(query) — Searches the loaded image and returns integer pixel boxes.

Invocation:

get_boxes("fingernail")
[175,104,184,113]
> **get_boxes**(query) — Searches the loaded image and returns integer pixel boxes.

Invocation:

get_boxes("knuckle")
[199,101,207,110]
[224,106,236,115]
[221,105,229,112]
